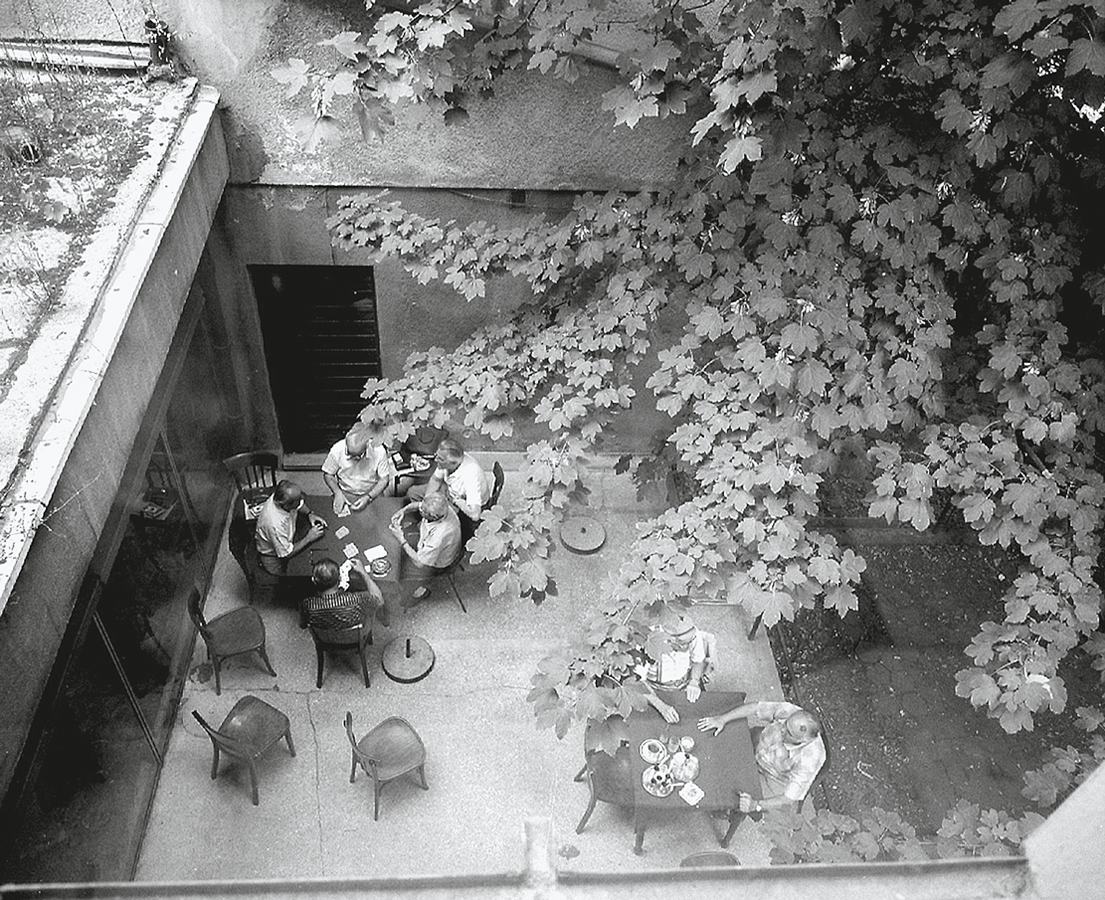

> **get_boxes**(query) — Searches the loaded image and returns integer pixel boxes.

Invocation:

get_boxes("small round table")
[560,515,606,554]
[382,635,435,683]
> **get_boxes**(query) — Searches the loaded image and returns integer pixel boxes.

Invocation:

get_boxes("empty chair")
[345,712,428,820]
[192,696,295,805]
[222,451,279,518]
[574,744,635,834]
[187,588,276,695]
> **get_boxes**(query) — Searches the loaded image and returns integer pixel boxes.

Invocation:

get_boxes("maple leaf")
[1066,38,1105,77]
[993,0,1043,42]
[318,31,366,61]
[271,58,311,98]
[839,0,879,46]
[719,135,763,173]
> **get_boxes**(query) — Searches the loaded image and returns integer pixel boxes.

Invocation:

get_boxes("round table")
[560,515,606,554]
[382,635,435,683]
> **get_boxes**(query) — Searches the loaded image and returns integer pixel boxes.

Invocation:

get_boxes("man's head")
[420,494,449,522]
[783,710,821,746]
[311,558,341,590]
[661,615,698,652]
[344,429,370,461]
[434,438,465,473]
[273,479,303,512]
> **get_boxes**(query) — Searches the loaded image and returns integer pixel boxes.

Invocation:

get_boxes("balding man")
[698,700,826,814]
[389,494,462,605]
[254,479,326,576]
[322,422,394,515]
[408,437,491,525]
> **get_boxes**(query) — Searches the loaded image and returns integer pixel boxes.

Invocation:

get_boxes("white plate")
[639,739,668,765]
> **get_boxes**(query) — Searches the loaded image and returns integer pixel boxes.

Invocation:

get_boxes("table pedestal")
[382,634,435,683]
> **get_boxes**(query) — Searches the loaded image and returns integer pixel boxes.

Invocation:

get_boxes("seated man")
[697,700,826,814]
[389,494,462,605]
[254,479,326,576]
[321,422,394,516]
[303,557,389,630]
[636,615,715,723]
[407,438,491,537]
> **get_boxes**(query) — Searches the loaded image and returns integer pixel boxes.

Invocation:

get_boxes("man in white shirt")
[390,495,462,605]
[636,615,714,723]
[254,480,326,576]
[409,438,492,528]
[321,423,394,515]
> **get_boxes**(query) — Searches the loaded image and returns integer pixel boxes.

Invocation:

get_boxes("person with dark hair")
[389,494,462,605]
[302,557,389,630]
[408,437,491,525]
[254,479,326,576]
[698,700,826,813]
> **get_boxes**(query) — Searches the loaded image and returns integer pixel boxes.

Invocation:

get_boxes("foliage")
[1021,703,1105,805]
[762,801,1044,863]
[308,0,1105,741]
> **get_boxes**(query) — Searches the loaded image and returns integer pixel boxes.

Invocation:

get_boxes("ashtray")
[640,739,668,765]
[370,559,391,576]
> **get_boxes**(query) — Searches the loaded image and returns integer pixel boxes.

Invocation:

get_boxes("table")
[288,495,404,582]
[560,516,606,554]
[624,690,760,854]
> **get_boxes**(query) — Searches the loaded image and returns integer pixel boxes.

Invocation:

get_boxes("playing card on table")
[363,544,388,562]
[336,506,352,518]
[679,782,704,806]
[335,525,350,539]
[342,542,359,559]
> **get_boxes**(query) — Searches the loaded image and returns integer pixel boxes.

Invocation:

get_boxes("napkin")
[363,544,388,562]
[335,526,350,539]
[342,542,359,559]
[679,782,704,806]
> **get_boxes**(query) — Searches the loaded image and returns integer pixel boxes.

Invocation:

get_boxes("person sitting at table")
[697,699,826,815]
[321,422,394,516]
[407,438,491,537]
[254,479,326,576]
[389,494,462,605]
[303,557,389,630]
[635,614,716,723]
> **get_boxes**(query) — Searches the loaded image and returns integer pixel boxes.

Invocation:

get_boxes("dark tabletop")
[288,495,404,583]
[626,690,761,813]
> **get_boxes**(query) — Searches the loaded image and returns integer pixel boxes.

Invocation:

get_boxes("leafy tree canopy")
[281,0,1105,743]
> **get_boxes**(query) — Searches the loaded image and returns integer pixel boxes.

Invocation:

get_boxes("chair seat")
[220,696,290,756]
[206,607,266,654]
[357,720,425,777]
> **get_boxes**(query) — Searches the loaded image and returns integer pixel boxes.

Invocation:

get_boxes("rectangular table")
[287,495,405,584]
[625,689,761,854]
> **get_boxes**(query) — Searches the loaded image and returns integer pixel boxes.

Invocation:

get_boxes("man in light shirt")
[636,615,715,723]
[254,479,326,576]
[390,494,462,605]
[408,437,491,538]
[698,699,826,814]
[321,422,394,515]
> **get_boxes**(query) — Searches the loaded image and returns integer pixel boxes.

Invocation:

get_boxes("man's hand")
[331,493,348,516]
[737,792,756,814]
[388,520,404,538]
[307,519,326,540]
[698,715,725,735]
[349,494,371,511]
[657,702,680,724]
[686,682,702,703]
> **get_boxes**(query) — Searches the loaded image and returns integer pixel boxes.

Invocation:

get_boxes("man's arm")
[697,700,761,735]
[323,472,350,513]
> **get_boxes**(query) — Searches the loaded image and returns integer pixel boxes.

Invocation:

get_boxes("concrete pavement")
[136,460,781,879]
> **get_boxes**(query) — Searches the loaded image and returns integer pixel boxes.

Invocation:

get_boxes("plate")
[411,455,432,472]
[639,739,668,765]
[642,765,675,797]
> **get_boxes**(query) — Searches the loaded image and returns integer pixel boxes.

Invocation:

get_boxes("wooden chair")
[222,451,279,518]
[308,601,374,689]
[192,696,295,805]
[574,744,635,834]
[187,588,276,695]
[345,712,428,820]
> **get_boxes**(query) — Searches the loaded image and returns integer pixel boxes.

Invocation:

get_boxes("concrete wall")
[0,107,229,804]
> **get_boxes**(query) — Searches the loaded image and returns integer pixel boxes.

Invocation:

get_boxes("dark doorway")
[249,265,383,453]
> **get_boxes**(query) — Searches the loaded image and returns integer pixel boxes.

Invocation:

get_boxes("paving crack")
[305,695,325,875]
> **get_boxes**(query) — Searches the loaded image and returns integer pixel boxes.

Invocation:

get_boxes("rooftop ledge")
[0,77,219,616]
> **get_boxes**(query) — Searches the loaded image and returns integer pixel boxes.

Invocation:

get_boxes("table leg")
[721,809,742,847]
